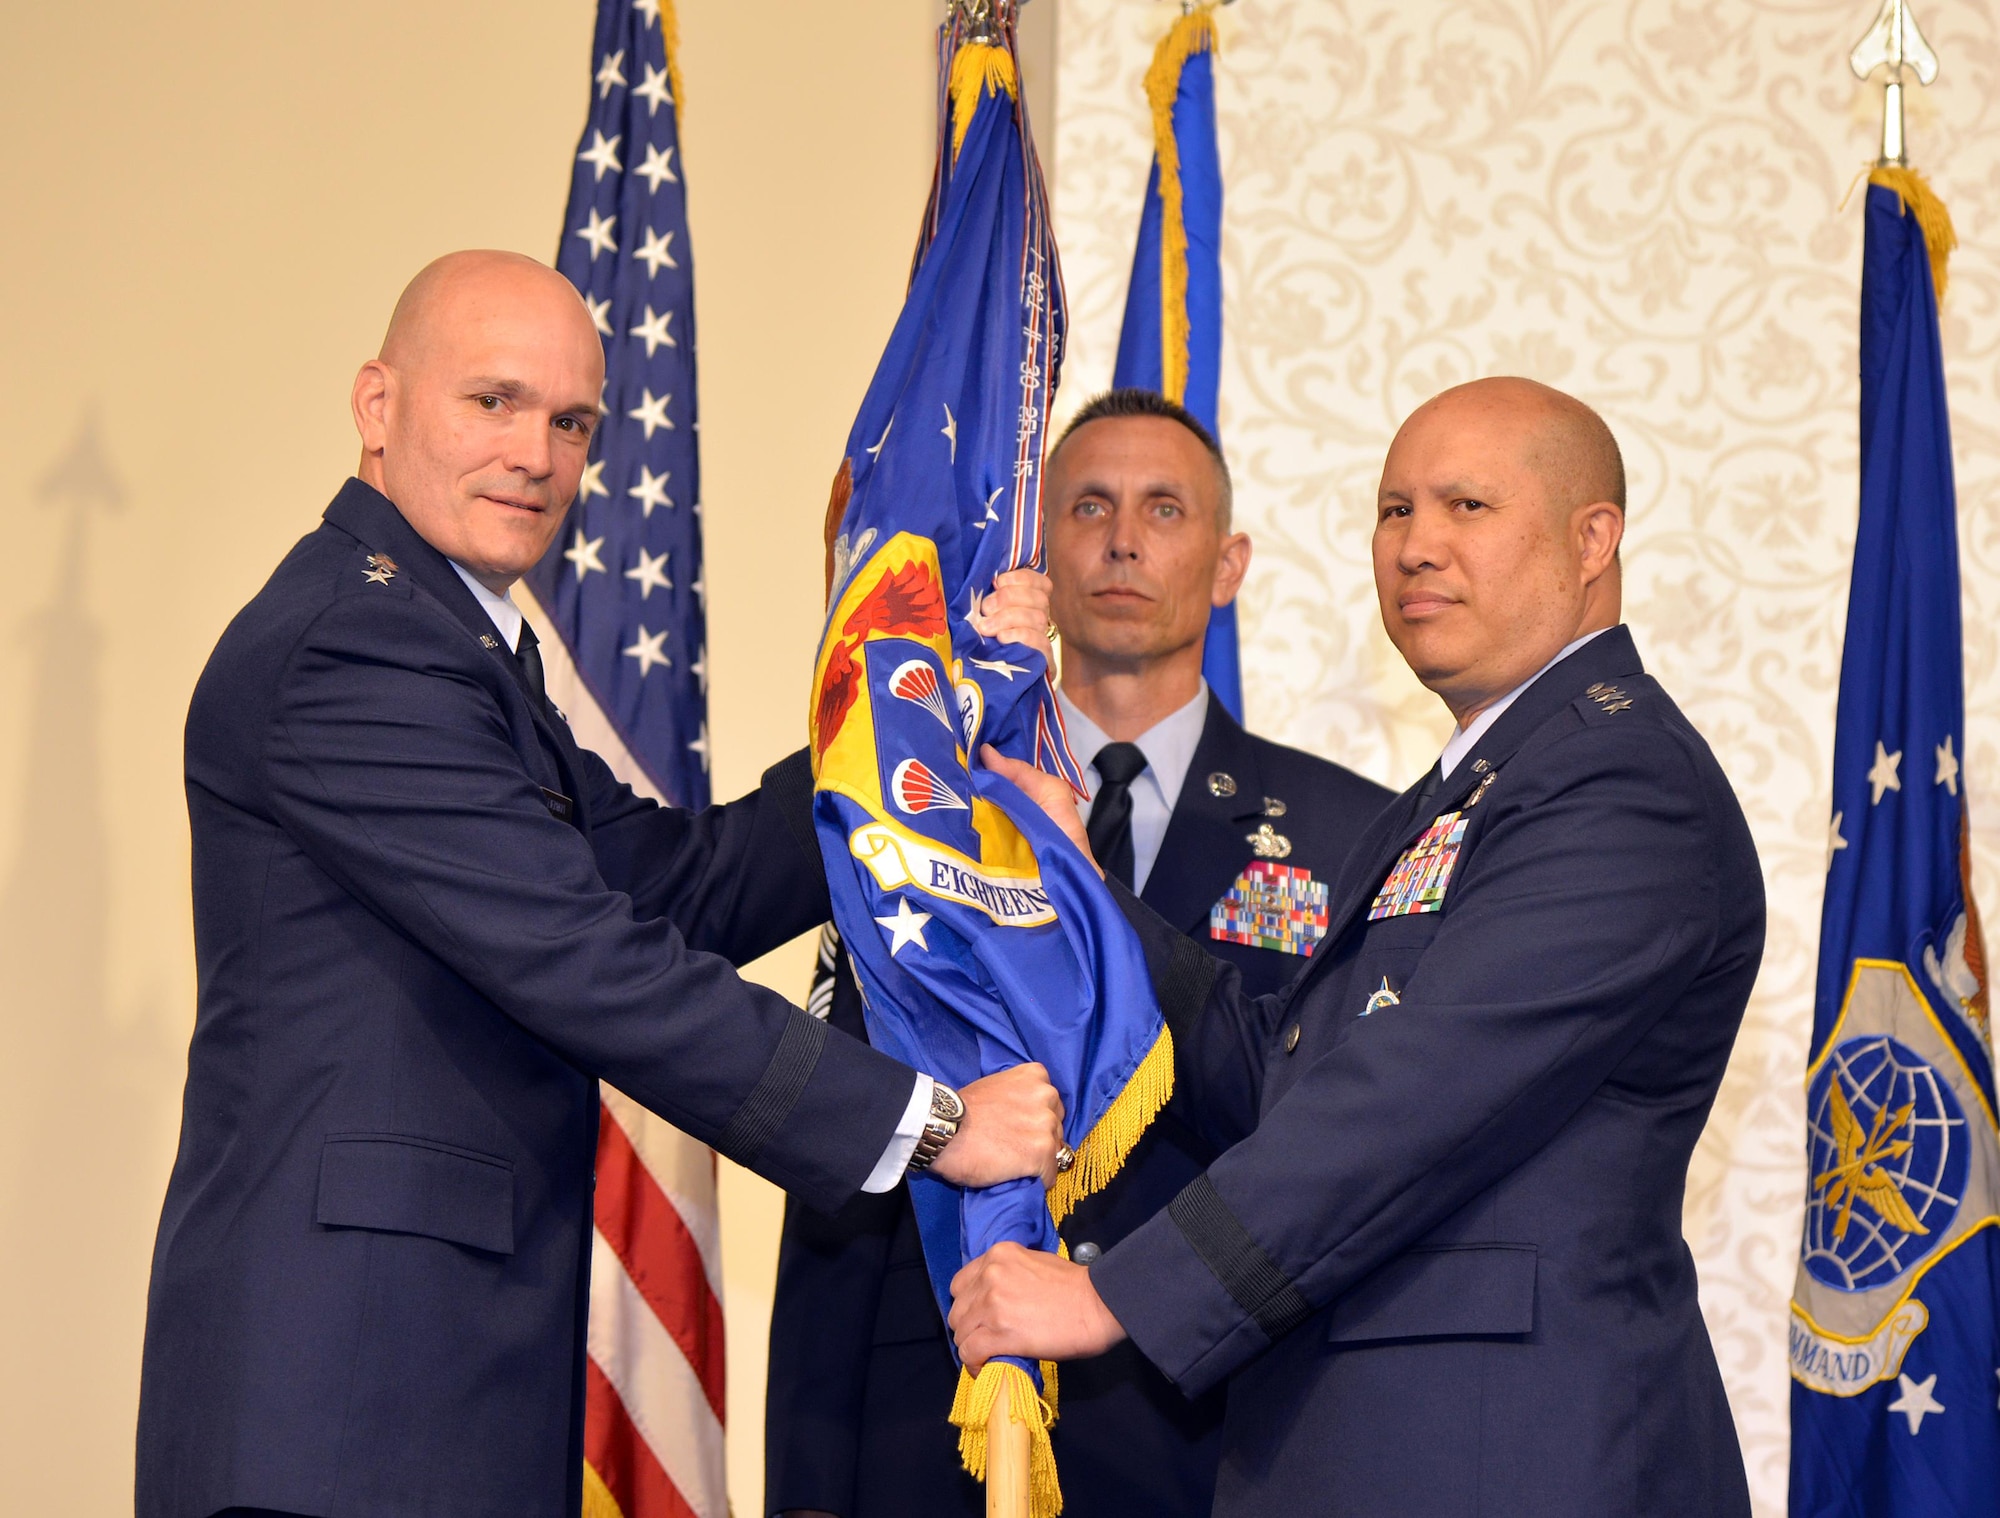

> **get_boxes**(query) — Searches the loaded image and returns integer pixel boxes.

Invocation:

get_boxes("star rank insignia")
[362,554,398,586]
[1586,682,1633,715]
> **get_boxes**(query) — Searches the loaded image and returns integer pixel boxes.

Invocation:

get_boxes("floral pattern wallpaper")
[1050,0,2000,1507]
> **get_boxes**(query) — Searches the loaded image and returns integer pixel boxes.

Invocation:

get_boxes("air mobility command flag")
[809,8,1172,1514]
[1788,167,2000,1516]
[1111,3,1239,717]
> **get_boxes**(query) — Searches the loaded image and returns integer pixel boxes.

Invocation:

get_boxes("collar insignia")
[362,553,398,586]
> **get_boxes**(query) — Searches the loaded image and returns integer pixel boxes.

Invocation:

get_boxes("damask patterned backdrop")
[1050,0,2000,1508]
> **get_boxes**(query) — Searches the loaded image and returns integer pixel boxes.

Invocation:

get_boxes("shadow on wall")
[0,413,183,1514]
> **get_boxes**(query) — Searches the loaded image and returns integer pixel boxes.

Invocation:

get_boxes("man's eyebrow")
[465,376,531,399]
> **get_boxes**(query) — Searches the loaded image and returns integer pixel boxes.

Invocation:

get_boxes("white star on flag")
[628,465,673,517]
[688,721,710,770]
[970,657,1029,681]
[629,305,676,357]
[574,208,618,261]
[627,389,674,439]
[564,530,608,581]
[625,546,672,598]
[1827,811,1848,869]
[875,898,934,955]
[595,50,626,98]
[577,129,623,182]
[632,0,660,27]
[1936,736,1960,796]
[622,624,671,677]
[583,293,613,337]
[689,647,708,694]
[942,403,957,463]
[576,458,609,503]
[634,226,678,277]
[866,417,894,458]
[633,62,673,116]
[636,143,678,192]
[1868,741,1903,805]
[975,485,1002,530]
[1888,1372,1945,1435]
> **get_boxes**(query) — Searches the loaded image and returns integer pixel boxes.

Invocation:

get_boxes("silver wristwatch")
[906,1080,966,1175]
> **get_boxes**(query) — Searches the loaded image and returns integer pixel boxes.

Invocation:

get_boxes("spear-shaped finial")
[1849,0,1940,167]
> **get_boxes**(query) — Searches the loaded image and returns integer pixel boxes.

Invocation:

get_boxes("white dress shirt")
[450,559,930,1191]
[1059,683,1210,897]
[1437,628,1610,781]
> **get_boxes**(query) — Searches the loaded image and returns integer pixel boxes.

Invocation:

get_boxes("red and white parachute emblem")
[889,658,956,732]
[891,757,969,814]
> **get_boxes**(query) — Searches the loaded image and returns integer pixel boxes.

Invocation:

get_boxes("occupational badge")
[1362,976,1401,1015]
[1210,861,1329,956]
[1368,810,1468,920]
[1246,822,1293,859]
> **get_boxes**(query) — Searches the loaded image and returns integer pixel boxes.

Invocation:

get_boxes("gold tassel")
[952,1360,1063,1518]
[1143,5,1221,403]
[1869,165,1956,302]
[950,42,1019,163]
[1046,1022,1175,1225]
[654,0,687,123]
[581,1461,626,1518]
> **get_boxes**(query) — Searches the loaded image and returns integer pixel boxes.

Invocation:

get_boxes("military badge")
[361,553,398,586]
[1211,861,1329,956]
[1368,810,1468,920]
[1362,976,1401,1015]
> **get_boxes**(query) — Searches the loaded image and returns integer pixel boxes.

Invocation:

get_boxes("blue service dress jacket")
[138,480,918,1518]
[1093,626,1762,1517]
[762,694,1393,1518]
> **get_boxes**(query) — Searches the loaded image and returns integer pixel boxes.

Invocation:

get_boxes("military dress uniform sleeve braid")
[261,591,915,1210]
[1092,716,1754,1398]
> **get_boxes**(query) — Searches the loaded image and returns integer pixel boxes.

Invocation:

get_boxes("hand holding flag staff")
[810,3,1174,1512]
[1790,4,2000,1511]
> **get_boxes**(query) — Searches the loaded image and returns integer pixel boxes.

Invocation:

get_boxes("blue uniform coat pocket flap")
[315,1133,516,1255]
[1326,1243,1537,1344]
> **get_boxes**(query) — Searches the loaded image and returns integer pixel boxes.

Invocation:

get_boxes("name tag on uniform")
[1368,811,1467,920]
[540,787,575,823]
[1211,861,1330,956]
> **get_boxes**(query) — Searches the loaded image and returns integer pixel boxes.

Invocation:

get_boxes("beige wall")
[0,1,938,1511]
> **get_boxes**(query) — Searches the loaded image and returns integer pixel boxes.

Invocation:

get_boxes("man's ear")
[1211,531,1253,608]
[1577,501,1623,583]
[352,360,393,458]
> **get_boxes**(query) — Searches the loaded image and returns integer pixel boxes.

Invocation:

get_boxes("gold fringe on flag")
[952,1359,1064,1518]
[581,1461,626,1518]
[1046,1021,1175,1225]
[1869,165,1956,301]
[657,0,687,123]
[950,42,1019,163]
[1143,4,1221,404]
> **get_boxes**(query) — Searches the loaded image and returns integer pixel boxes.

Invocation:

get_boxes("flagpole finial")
[952,0,1006,44]
[1849,0,1940,167]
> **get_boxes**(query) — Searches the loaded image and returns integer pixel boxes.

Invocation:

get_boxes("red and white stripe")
[520,592,728,1518]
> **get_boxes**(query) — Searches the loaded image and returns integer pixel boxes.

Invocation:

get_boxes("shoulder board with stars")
[1581,681,1634,718]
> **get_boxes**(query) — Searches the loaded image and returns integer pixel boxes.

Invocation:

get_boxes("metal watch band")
[906,1080,964,1175]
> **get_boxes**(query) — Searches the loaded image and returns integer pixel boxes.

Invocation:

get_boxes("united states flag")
[516,3,724,1516]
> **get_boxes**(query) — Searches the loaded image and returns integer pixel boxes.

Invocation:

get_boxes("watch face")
[934,1082,966,1123]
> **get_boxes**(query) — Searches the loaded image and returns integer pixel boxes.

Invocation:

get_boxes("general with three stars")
[524,0,712,807]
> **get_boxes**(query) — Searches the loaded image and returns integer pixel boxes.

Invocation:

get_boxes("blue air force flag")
[1112,4,1238,717]
[1789,171,2000,1516]
[525,0,708,809]
[808,14,1171,1510]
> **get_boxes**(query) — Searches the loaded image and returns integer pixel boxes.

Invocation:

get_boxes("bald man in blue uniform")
[763,391,1392,1518]
[957,379,1762,1518]
[136,252,1065,1518]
